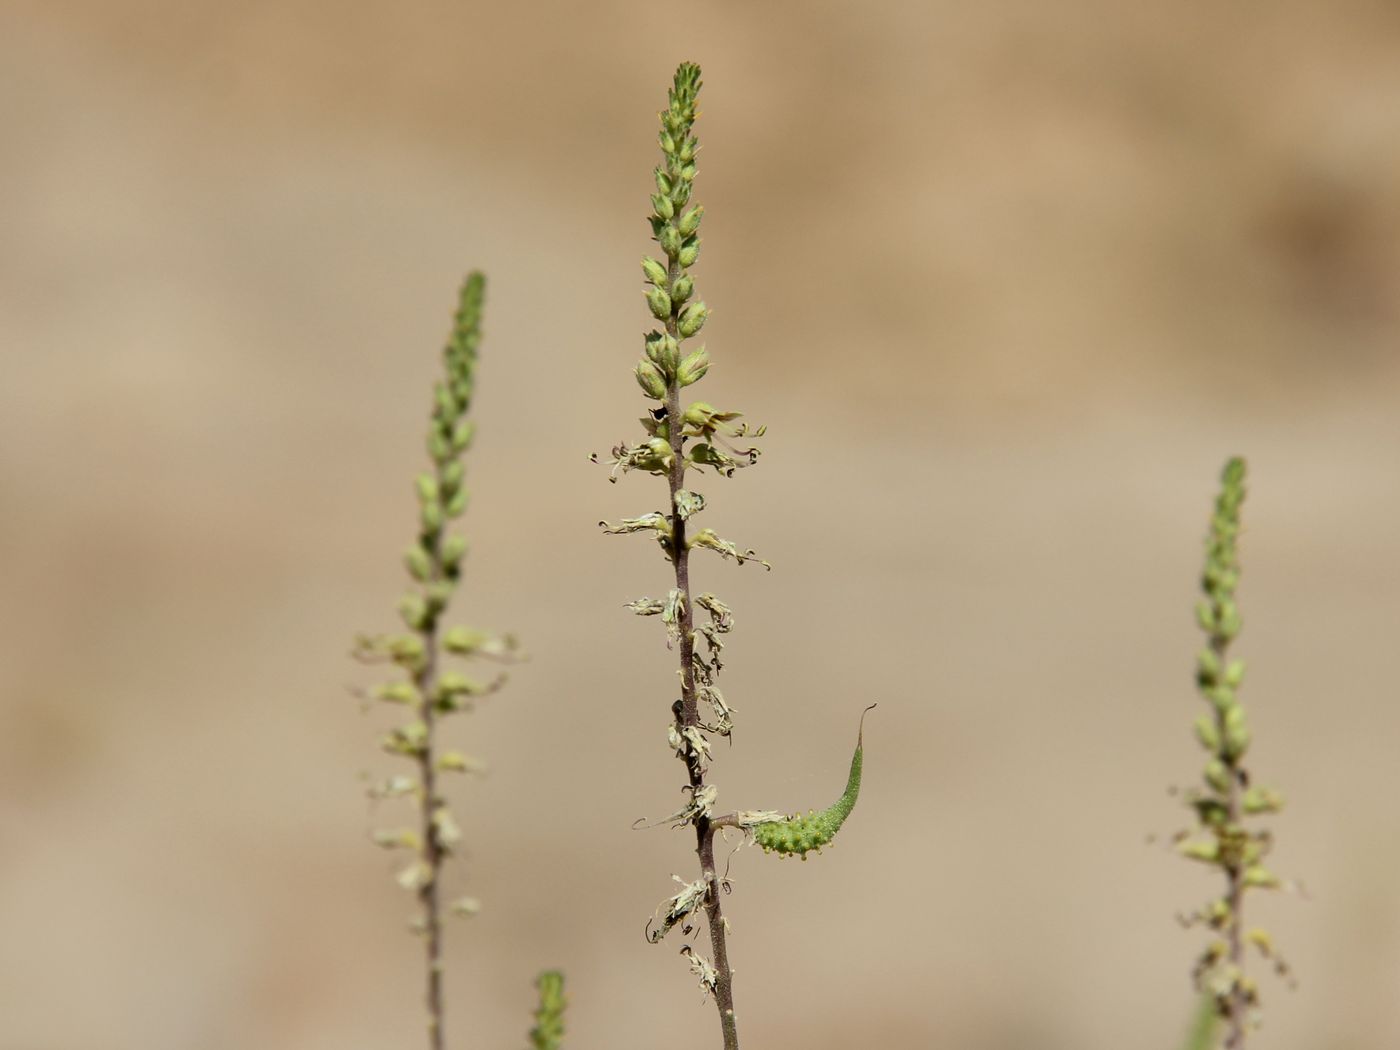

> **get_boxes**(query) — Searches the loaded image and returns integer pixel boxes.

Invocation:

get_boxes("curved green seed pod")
[752,705,874,859]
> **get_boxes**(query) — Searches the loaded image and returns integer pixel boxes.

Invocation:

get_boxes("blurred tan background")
[3,2,1400,1048]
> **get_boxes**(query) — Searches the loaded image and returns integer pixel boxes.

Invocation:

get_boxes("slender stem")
[1212,637,1246,1050]
[413,527,447,1050]
[664,262,740,1050]
[1224,871,1245,1050]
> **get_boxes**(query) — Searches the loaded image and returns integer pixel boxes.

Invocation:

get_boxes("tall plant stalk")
[354,273,521,1049]
[1175,457,1291,1049]
[599,63,871,1050]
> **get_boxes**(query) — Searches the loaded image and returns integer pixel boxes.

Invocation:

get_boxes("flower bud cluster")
[634,65,707,397]
[1175,457,1291,1038]
[354,272,519,928]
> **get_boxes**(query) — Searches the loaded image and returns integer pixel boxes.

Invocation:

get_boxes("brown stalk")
[1212,630,1246,1050]
[412,526,448,1050]
[663,259,740,1050]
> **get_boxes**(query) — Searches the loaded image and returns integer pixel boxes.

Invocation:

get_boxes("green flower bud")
[436,670,484,707]
[678,205,704,236]
[1217,601,1242,639]
[437,751,484,774]
[677,346,710,387]
[645,437,673,468]
[445,487,468,519]
[420,500,443,535]
[1204,759,1231,793]
[434,384,458,418]
[1196,647,1221,685]
[671,275,694,304]
[442,626,489,656]
[652,193,675,220]
[452,420,475,452]
[427,429,452,464]
[374,681,420,705]
[1242,866,1281,890]
[404,545,433,582]
[1193,714,1220,752]
[654,169,672,195]
[1178,839,1220,864]
[398,592,430,630]
[1207,684,1236,711]
[677,301,709,338]
[440,460,464,495]
[1242,786,1284,814]
[382,721,429,758]
[646,286,673,321]
[415,473,439,505]
[678,241,699,267]
[1224,722,1251,761]
[660,226,683,257]
[424,580,453,614]
[636,359,668,400]
[1194,797,1229,827]
[646,332,680,374]
[442,534,468,569]
[642,257,668,285]
[1221,704,1249,759]
[1195,601,1216,633]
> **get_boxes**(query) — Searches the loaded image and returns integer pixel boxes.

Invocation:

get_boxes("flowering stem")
[1210,624,1246,1050]
[663,265,740,1050]
[356,273,517,1050]
[1179,457,1291,1046]
[603,63,866,1048]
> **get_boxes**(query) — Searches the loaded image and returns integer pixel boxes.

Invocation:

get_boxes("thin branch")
[413,528,448,1050]
[666,323,740,1050]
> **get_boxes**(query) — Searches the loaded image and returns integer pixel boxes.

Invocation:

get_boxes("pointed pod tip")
[858,703,877,746]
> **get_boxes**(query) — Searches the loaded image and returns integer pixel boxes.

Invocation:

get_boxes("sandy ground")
[3,3,1400,1048]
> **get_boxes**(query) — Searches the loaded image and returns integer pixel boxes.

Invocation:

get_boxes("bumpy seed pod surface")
[752,705,874,858]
